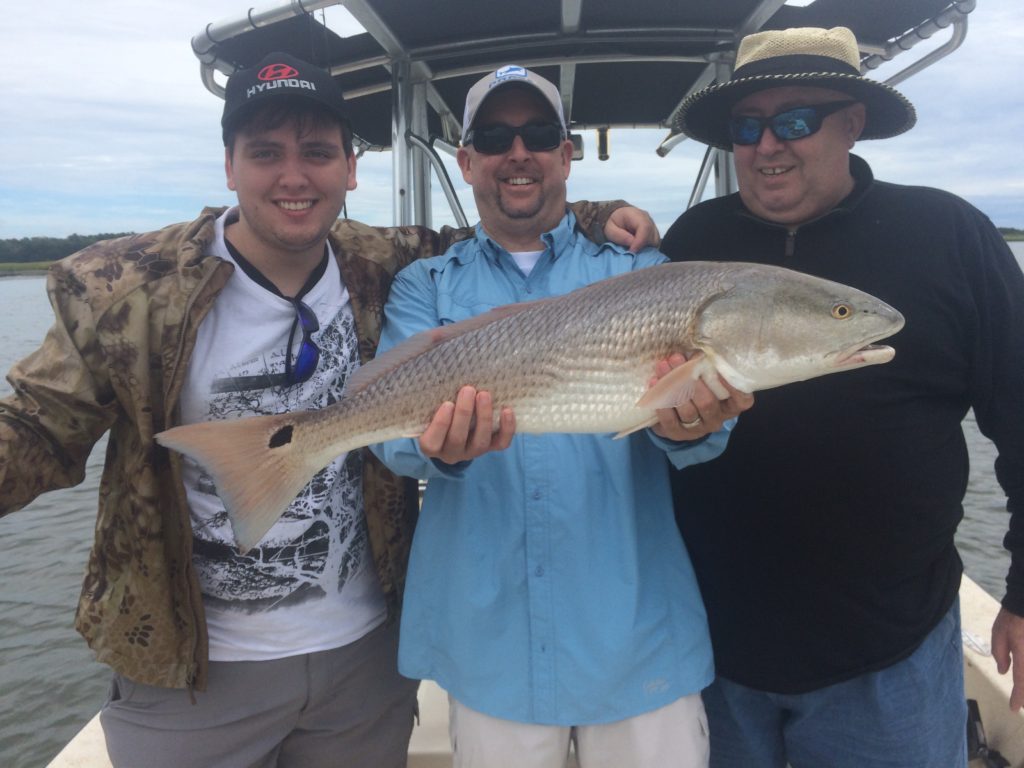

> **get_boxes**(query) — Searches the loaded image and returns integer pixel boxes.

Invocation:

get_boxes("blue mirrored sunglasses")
[465,122,565,154]
[728,101,857,146]
[284,298,320,385]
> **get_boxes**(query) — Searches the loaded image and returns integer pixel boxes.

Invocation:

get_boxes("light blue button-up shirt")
[372,213,728,725]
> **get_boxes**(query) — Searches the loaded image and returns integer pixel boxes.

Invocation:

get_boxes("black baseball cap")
[221,51,350,143]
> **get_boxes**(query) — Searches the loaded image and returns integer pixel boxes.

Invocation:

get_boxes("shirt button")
[535,565,544,577]
[531,489,542,500]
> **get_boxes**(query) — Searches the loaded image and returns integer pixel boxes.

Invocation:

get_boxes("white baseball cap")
[461,65,567,143]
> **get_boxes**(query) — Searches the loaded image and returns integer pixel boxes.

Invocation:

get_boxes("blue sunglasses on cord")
[284,298,321,385]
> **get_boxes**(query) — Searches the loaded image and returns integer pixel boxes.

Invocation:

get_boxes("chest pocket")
[436,293,500,326]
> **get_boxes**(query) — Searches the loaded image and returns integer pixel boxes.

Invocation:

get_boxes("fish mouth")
[831,309,905,368]
[833,343,896,367]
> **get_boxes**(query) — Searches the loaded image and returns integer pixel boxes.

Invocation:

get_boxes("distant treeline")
[0,233,136,263]
[1,227,1022,263]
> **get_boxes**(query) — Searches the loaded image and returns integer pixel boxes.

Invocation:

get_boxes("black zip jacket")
[661,155,1024,692]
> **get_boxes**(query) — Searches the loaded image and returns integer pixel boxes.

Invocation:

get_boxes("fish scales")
[156,260,905,552]
[318,264,720,445]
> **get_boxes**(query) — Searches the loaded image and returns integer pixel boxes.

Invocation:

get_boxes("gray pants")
[100,621,418,768]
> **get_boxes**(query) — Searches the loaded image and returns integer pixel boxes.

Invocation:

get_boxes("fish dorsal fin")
[346,298,554,395]
[634,352,711,410]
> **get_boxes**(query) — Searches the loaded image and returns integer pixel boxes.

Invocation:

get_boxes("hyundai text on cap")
[246,61,320,98]
[221,51,350,143]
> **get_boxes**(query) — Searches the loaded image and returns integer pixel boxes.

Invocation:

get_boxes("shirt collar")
[475,209,577,263]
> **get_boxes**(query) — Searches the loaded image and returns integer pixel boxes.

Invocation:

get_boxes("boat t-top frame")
[191,0,976,228]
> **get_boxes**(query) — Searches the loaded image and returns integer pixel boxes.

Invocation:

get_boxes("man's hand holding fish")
[419,385,516,464]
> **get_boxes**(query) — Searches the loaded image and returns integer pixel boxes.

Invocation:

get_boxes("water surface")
[1,244,1022,766]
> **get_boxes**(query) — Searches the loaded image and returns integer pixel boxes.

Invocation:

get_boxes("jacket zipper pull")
[785,229,796,259]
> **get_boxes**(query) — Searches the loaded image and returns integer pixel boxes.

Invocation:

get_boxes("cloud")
[1,0,1020,237]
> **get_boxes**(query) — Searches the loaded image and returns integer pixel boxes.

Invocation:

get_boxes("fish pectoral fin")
[613,416,660,439]
[635,353,709,410]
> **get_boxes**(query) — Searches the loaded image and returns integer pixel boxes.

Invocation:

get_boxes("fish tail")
[156,413,324,553]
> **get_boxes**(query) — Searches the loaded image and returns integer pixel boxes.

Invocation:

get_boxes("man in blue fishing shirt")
[373,65,753,768]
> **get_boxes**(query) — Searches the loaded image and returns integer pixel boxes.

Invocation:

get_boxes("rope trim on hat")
[674,71,916,149]
[685,71,908,103]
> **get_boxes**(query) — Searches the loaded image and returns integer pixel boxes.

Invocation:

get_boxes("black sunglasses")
[284,298,321,385]
[465,122,565,155]
[728,101,857,146]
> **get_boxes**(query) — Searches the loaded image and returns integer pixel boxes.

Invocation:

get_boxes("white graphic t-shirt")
[179,209,385,661]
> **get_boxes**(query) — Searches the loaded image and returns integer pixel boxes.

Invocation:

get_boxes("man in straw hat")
[373,64,752,768]
[661,25,1024,767]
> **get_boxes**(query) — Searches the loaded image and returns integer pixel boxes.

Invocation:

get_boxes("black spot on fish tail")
[268,425,294,449]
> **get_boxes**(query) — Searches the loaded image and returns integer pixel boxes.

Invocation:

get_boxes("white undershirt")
[509,249,545,276]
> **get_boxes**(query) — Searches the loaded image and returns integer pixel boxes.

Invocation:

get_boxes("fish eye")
[832,303,853,320]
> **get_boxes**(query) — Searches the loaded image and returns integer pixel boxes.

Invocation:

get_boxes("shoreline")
[0,235,1020,279]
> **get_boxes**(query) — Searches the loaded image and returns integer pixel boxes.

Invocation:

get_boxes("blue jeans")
[703,598,967,768]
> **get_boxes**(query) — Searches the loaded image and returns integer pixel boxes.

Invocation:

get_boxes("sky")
[1,0,1021,240]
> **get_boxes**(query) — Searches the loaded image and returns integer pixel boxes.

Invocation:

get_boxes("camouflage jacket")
[0,202,621,690]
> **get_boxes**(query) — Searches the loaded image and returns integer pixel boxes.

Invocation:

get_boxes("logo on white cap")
[492,65,528,87]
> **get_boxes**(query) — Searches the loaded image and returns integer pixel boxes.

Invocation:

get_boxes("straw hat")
[675,26,916,149]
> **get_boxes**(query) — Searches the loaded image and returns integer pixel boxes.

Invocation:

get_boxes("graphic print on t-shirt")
[188,304,369,614]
